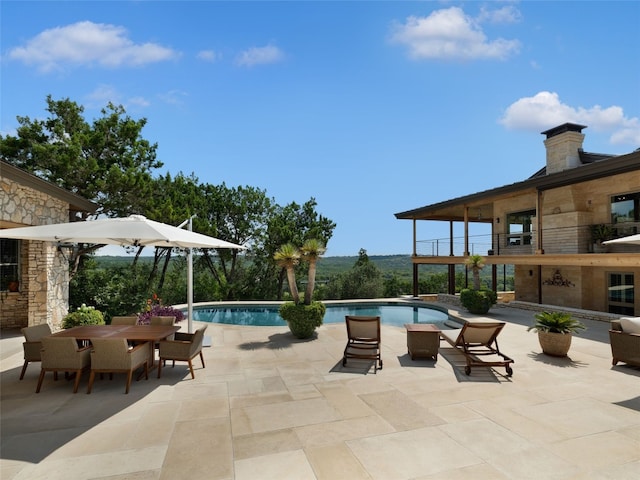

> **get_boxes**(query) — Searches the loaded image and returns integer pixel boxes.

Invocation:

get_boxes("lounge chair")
[36,336,91,393]
[20,323,52,380]
[157,326,207,379]
[440,321,513,376]
[87,338,149,394]
[342,315,383,372]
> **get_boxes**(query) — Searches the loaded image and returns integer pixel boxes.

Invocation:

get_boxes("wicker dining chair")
[87,338,149,394]
[157,326,207,379]
[36,336,91,393]
[20,323,52,380]
[110,316,138,325]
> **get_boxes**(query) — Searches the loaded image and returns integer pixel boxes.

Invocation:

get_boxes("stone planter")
[538,331,572,357]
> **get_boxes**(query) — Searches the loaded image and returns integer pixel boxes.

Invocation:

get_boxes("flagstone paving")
[1,304,639,479]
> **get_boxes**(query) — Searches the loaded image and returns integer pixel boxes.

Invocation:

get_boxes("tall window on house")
[611,192,639,237]
[0,239,20,291]
[608,273,635,316]
[506,209,536,246]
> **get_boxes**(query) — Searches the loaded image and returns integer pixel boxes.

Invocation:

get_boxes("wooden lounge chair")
[440,321,513,376]
[36,336,91,393]
[157,326,207,379]
[87,338,149,394]
[20,323,52,380]
[342,315,383,372]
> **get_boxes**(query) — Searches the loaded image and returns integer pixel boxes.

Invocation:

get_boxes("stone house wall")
[1,173,71,330]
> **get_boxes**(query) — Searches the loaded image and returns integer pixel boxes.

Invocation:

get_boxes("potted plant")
[7,276,19,292]
[459,254,497,314]
[590,224,614,253]
[527,311,586,357]
[275,239,327,339]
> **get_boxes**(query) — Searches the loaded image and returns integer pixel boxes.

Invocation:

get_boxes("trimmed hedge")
[460,288,497,314]
[279,301,326,339]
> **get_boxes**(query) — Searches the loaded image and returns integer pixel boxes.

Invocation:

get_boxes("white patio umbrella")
[1,214,245,332]
[603,234,640,246]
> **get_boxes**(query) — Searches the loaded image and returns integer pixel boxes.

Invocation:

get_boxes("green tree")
[464,254,485,290]
[300,238,326,305]
[326,249,384,299]
[274,243,301,303]
[0,96,162,218]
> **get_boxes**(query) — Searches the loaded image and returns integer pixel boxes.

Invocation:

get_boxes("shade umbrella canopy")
[1,214,245,332]
[603,234,640,246]
[0,214,244,250]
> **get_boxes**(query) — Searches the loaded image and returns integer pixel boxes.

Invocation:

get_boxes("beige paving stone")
[294,415,395,447]
[347,426,482,480]
[242,397,341,433]
[160,417,232,480]
[316,383,376,419]
[359,389,446,431]
[546,431,640,469]
[14,446,166,480]
[233,428,302,460]
[427,403,483,423]
[514,397,640,438]
[306,443,372,480]
[570,461,640,479]
[413,463,510,480]
[176,395,229,421]
[485,446,580,479]
[438,418,534,460]
[234,449,316,480]
[230,391,293,409]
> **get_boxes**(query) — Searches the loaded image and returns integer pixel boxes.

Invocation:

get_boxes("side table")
[405,323,441,360]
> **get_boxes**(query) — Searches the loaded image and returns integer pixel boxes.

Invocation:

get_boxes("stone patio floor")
[1,303,639,479]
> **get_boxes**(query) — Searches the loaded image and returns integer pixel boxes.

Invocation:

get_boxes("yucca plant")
[527,311,586,334]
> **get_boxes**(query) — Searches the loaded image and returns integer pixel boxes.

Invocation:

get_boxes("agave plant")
[527,311,586,334]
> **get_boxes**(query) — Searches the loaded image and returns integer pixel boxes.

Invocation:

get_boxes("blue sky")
[2,1,639,257]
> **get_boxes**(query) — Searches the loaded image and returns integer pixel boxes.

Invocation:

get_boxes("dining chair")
[157,325,207,379]
[20,323,52,380]
[87,338,149,394]
[110,316,138,325]
[36,336,91,393]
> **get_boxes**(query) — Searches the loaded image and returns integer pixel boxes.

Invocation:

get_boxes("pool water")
[192,303,450,328]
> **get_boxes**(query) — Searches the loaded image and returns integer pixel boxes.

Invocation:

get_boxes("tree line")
[1,96,513,318]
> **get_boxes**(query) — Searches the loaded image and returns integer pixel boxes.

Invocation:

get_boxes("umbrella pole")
[187,217,194,333]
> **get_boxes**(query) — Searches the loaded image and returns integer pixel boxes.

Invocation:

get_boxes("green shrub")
[459,288,497,314]
[62,304,105,329]
[279,301,326,339]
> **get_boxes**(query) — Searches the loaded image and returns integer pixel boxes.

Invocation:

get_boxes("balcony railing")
[416,223,639,257]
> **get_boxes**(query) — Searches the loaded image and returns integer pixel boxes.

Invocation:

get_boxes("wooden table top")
[404,323,441,333]
[52,324,180,341]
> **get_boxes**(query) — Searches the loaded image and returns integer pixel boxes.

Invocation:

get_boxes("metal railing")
[416,223,639,257]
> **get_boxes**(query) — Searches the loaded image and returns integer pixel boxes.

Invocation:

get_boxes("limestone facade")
[1,162,95,330]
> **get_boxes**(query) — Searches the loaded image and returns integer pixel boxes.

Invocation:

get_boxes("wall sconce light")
[496,218,500,224]
[529,270,533,276]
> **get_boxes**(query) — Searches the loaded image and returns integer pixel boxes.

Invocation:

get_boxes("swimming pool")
[191,301,451,328]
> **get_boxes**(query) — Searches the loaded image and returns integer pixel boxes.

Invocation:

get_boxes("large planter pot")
[538,331,572,357]
[279,301,326,339]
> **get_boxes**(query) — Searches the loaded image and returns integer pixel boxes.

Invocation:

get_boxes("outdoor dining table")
[51,324,180,371]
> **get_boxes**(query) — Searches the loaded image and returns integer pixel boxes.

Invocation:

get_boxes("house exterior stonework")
[396,124,640,315]
[1,161,96,330]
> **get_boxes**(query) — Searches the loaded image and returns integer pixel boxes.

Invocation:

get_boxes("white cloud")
[8,21,180,72]
[499,91,640,146]
[389,6,521,61]
[235,44,284,67]
[197,50,220,62]
[159,90,188,106]
[477,5,522,24]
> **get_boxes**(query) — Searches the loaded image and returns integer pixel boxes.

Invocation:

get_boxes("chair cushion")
[619,317,640,334]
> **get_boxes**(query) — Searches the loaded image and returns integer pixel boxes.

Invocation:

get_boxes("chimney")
[541,123,586,174]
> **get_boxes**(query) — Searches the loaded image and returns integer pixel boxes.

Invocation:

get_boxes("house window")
[0,239,20,291]
[506,209,535,246]
[608,272,635,315]
[611,192,639,237]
